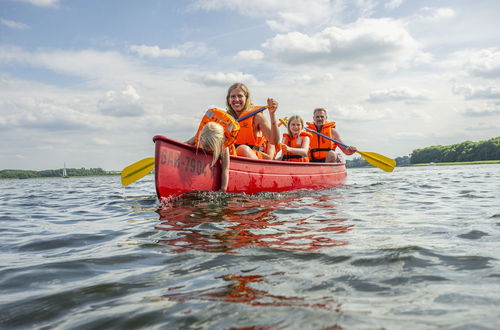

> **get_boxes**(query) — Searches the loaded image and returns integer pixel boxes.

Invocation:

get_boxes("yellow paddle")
[355,150,396,172]
[280,117,396,172]
[121,157,155,186]
[306,127,395,172]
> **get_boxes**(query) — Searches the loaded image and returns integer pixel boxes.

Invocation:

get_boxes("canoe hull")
[153,135,347,200]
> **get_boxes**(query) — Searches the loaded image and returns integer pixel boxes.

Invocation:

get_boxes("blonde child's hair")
[226,82,252,119]
[197,122,225,166]
[286,115,305,136]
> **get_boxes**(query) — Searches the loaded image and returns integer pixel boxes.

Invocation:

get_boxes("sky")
[1,0,499,171]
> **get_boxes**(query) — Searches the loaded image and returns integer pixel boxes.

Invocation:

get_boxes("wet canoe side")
[153,135,347,199]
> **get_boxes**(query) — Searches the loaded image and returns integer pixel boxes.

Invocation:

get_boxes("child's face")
[289,119,303,135]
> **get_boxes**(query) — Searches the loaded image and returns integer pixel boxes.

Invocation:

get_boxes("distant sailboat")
[63,163,69,178]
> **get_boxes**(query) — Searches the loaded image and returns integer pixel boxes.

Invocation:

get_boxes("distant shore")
[0,173,122,180]
[410,160,500,166]
[0,168,120,180]
[3,160,499,180]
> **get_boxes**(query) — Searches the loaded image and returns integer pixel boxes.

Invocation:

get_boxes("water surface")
[1,165,499,329]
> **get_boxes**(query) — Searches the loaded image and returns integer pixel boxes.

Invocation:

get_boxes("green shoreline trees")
[409,137,500,164]
[0,168,117,179]
[347,136,500,168]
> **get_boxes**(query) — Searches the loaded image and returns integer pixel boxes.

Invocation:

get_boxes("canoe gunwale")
[153,135,346,167]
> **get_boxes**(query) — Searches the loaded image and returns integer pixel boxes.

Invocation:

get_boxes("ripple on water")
[1,166,499,329]
[457,230,490,240]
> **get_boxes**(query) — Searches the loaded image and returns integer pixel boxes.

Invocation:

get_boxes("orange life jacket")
[195,108,240,148]
[281,131,312,162]
[233,105,265,158]
[305,121,337,162]
[255,135,275,159]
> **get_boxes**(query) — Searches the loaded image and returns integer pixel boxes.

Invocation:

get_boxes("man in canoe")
[306,108,357,162]
[226,83,280,159]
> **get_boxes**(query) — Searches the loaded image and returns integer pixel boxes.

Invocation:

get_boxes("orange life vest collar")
[233,105,264,157]
[195,108,240,147]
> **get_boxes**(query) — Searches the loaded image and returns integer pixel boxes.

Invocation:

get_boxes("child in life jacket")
[279,115,312,162]
[185,108,240,192]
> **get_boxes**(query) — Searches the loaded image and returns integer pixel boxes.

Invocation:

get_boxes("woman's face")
[289,119,303,136]
[228,88,247,113]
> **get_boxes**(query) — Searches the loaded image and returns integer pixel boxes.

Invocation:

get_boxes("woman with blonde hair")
[225,83,280,159]
[185,82,279,190]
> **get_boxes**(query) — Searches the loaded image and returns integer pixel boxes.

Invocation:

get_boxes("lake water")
[1,164,499,329]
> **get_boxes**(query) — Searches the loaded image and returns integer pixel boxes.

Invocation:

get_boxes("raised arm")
[257,98,280,145]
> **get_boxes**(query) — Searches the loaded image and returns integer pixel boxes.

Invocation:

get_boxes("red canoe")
[153,135,347,200]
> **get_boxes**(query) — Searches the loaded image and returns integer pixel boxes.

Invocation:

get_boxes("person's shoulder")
[301,131,313,138]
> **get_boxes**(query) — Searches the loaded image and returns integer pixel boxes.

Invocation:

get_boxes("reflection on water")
[153,192,348,326]
[2,165,499,329]
[162,272,342,312]
[155,192,352,254]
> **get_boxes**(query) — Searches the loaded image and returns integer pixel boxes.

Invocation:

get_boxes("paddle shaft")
[280,117,395,172]
[236,106,268,122]
[304,127,350,149]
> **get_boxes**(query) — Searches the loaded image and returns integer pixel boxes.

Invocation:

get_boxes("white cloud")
[453,84,500,100]
[187,71,259,87]
[129,45,181,57]
[385,0,405,10]
[367,87,429,103]
[129,42,211,58]
[92,137,112,145]
[354,0,378,18]
[262,18,427,69]
[463,48,500,78]
[8,0,59,8]
[0,98,93,131]
[98,85,144,117]
[413,7,456,22]
[463,103,500,117]
[0,18,30,30]
[191,0,336,32]
[0,46,150,86]
[267,10,314,32]
[234,50,264,61]
[285,73,335,85]
[330,104,394,121]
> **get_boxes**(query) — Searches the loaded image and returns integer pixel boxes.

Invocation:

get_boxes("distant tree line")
[346,155,411,168]
[0,168,117,179]
[410,136,500,164]
[346,137,499,168]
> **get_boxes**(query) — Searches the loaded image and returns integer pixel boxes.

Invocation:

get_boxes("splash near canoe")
[153,135,347,200]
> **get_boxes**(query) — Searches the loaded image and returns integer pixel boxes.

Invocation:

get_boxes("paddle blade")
[121,157,155,186]
[357,151,396,172]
